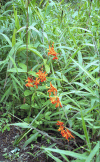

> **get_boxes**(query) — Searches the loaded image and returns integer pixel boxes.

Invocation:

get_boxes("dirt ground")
[0,124,85,162]
[0,126,53,162]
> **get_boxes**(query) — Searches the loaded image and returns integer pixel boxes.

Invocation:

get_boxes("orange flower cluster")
[25,70,47,88]
[33,78,40,89]
[48,82,57,97]
[48,43,58,60]
[50,97,62,108]
[56,121,75,141]
[25,77,34,87]
[36,70,47,82]
[48,82,62,108]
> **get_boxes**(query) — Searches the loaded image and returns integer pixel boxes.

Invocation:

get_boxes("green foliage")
[0,0,99,161]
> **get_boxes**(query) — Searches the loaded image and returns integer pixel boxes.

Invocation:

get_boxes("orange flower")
[49,96,62,108]
[25,83,34,87]
[33,78,40,88]
[58,126,64,132]
[65,128,75,140]
[48,43,58,60]
[25,77,34,83]
[49,97,57,104]
[56,121,75,141]
[36,70,47,82]
[53,56,58,60]
[25,77,34,87]
[62,131,69,141]
[55,97,62,108]
[56,121,64,126]
[48,82,57,97]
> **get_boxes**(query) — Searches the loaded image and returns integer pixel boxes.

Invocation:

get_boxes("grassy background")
[0,0,100,161]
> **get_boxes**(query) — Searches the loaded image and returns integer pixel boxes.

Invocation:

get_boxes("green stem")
[26,0,29,76]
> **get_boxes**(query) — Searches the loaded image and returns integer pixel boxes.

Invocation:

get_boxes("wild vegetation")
[0,0,100,161]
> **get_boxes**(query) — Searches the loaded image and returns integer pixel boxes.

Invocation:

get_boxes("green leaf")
[28,71,37,77]
[71,27,91,33]
[19,63,27,71]
[20,104,30,110]
[43,59,50,73]
[29,47,43,59]
[14,128,32,145]
[61,93,81,109]
[46,151,62,162]
[8,68,27,72]
[85,142,99,162]
[81,110,91,151]
[66,45,86,67]
[42,147,88,160]
[28,25,41,36]
[71,160,85,162]
[45,111,52,120]
[12,79,19,96]
[17,45,43,59]
[45,111,52,116]
[56,46,74,51]
[0,33,12,47]
[46,66,50,74]
[0,86,12,103]
[9,56,18,73]
[12,28,16,47]
[24,90,33,96]
[82,43,95,47]
[60,153,70,162]
[17,26,26,33]
[10,122,31,128]
[73,82,97,97]
[22,132,39,148]
[14,9,20,30]
[71,58,99,87]
[11,74,23,89]
[32,6,44,20]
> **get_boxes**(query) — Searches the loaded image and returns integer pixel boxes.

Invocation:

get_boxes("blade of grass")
[71,58,99,87]
[46,151,62,162]
[81,110,91,151]
[85,142,99,162]
[0,33,12,47]
[42,147,88,160]
[11,74,23,89]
